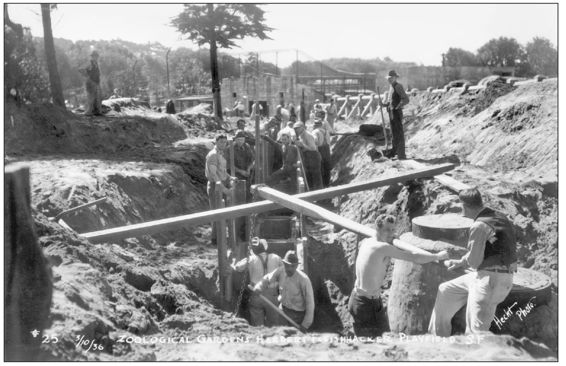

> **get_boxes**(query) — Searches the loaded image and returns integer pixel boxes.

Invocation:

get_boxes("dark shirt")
[87,60,100,84]
[387,82,409,110]
[229,142,254,172]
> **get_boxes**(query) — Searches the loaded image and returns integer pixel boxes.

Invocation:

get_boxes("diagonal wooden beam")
[81,163,455,243]
[255,185,433,255]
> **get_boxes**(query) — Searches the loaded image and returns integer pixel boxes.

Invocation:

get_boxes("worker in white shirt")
[254,250,315,330]
[231,238,283,326]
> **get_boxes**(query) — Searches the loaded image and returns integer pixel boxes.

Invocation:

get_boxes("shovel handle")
[247,285,307,333]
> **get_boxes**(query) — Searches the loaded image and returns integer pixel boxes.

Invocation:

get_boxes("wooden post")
[254,102,262,185]
[232,179,247,259]
[360,94,373,118]
[347,95,362,119]
[215,183,230,307]
[336,97,347,120]
[343,95,350,119]
[82,163,456,243]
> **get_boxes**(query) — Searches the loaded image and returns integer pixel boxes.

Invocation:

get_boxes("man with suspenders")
[231,238,283,326]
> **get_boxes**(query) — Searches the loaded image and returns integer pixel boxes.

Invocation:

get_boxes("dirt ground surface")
[4,78,557,361]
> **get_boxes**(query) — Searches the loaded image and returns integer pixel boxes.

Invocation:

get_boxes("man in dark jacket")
[380,70,409,159]
[429,188,517,336]
[83,50,102,116]
[261,132,299,193]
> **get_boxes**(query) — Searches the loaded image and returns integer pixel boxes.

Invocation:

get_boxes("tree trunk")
[40,4,65,109]
[207,4,223,124]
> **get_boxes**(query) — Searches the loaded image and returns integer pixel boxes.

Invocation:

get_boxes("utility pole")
[276,51,278,76]
[166,48,171,98]
[256,52,260,77]
[320,61,323,101]
[295,49,299,82]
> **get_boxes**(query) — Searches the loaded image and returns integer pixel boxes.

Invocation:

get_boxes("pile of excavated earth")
[4,78,557,361]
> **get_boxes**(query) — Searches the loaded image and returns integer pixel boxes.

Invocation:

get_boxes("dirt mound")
[4,102,186,156]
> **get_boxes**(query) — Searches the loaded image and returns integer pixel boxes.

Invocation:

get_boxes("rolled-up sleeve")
[462,221,493,269]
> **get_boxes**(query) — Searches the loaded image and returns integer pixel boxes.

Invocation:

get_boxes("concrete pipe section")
[388,213,552,335]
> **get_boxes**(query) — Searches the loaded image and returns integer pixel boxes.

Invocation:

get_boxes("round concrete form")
[411,214,473,246]
[387,232,468,334]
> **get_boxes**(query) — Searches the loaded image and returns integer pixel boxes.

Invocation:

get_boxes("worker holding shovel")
[253,250,315,331]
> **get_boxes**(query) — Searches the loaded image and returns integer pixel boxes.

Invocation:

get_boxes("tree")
[526,37,557,76]
[477,37,523,67]
[40,4,65,108]
[443,47,479,67]
[171,4,272,121]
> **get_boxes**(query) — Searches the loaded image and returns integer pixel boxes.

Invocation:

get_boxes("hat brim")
[282,260,298,265]
[385,74,399,79]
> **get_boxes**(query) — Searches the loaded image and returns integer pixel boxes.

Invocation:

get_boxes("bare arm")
[384,240,447,264]
[254,266,282,292]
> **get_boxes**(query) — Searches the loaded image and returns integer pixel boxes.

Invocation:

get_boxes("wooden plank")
[256,186,433,256]
[52,197,107,221]
[81,163,455,243]
[402,160,470,193]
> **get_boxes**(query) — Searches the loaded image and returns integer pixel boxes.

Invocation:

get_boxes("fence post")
[215,182,230,308]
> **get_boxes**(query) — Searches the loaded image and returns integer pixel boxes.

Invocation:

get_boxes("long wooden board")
[81,163,455,243]
[402,160,470,193]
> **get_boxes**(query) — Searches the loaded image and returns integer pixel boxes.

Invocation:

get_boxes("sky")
[7,2,558,67]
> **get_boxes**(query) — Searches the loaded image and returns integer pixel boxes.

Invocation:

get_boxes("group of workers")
[226,187,517,339]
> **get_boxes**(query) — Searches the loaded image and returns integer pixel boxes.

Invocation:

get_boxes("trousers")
[318,144,331,187]
[348,289,390,337]
[428,270,513,336]
[282,306,306,327]
[389,108,406,159]
[249,287,280,326]
[85,80,102,115]
[302,150,323,190]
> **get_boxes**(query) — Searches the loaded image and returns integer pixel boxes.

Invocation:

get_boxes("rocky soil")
[4,79,557,360]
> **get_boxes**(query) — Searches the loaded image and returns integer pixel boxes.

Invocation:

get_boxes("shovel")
[247,285,308,333]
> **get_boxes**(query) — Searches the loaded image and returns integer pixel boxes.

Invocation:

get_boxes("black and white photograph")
[4,1,558,361]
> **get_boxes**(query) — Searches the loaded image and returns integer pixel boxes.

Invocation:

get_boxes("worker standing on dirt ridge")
[293,122,323,190]
[231,238,283,326]
[325,97,337,129]
[380,70,409,159]
[205,134,233,246]
[312,118,332,188]
[254,250,315,330]
[81,50,103,116]
[428,188,517,337]
[350,214,448,337]
[261,132,299,193]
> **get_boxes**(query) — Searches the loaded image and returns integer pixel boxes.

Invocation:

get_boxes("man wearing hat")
[380,70,410,159]
[231,238,283,326]
[262,117,283,173]
[312,118,333,188]
[82,50,102,116]
[293,122,323,190]
[261,131,299,193]
[254,250,315,330]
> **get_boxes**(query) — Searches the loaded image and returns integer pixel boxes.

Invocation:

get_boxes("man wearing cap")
[428,188,517,337]
[380,70,409,159]
[82,50,102,116]
[350,214,448,337]
[205,134,233,245]
[231,238,283,326]
[261,132,299,193]
[277,121,297,143]
[293,122,323,190]
[254,250,315,330]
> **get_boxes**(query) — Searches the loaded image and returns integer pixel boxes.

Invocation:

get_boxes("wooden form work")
[81,163,455,243]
